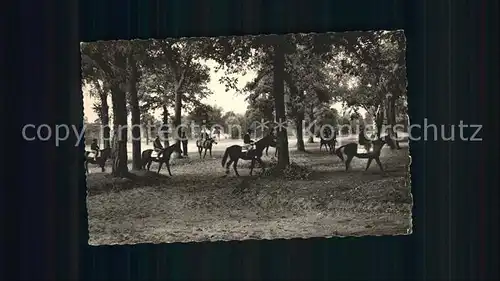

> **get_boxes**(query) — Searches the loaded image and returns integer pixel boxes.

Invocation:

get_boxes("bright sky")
[82,59,363,123]
[83,59,252,123]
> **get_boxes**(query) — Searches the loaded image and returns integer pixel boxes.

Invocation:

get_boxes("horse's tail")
[221,148,230,167]
[141,150,149,169]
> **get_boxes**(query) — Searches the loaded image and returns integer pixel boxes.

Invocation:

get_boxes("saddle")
[151,150,161,158]
[241,143,255,154]
[357,146,370,154]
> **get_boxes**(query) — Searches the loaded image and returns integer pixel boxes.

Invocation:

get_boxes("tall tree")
[244,43,336,151]
[127,53,142,170]
[155,40,211,157]
[203,33,349,169]
[139,39,212,155]
[82,59,112,148]
[201,35,291,169]
[81,41,130,177]
[330,30,407,138]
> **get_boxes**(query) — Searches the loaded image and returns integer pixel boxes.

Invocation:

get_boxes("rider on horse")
[243,129,254,151]
[358,124,371,152]
[201,129,210,141]
[153,135,164,159]
[90,139,100,161]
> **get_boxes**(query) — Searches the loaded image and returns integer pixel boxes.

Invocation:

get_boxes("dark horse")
[319,137,337,153]
[265,141,279,157]
[264,130,280,157]
[196,137,217,159]
[334,135,396,172]
[141,144,180,175]
[221,134,276,176]
[319,128,338,153]
[84,147,111,174]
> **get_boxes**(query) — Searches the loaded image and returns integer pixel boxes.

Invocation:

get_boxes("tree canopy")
[80,30,407,176]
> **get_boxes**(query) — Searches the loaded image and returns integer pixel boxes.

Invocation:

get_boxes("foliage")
[223,111,246,139]
[187,104,224,128]
[315,105,340,128]
[327,30,407,120]
[80,31,407,176]
[137,39,213,115]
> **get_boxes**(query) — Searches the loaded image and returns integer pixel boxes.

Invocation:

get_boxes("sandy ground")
[86,137,412,245]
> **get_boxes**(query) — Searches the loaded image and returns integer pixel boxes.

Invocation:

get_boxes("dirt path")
[86,142,412,245]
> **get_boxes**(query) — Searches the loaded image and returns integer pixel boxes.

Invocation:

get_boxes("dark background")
[3,0,498,280]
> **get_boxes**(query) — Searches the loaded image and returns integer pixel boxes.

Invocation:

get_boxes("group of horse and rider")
[84,126,274,173]
[85,123,399,176]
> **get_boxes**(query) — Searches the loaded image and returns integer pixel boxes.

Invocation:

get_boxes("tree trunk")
[387,96,401,148]
[307,105,315,143]
[128,56,142,170]
[110,86,129,177]
[375,105,384,138]
[273,38,290,169]
[173,88,183,158]
[99,92,111,149]
[295,113,305,152]
[162,105,170,148]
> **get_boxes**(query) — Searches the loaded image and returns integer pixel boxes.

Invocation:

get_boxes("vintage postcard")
[81,30,412,245]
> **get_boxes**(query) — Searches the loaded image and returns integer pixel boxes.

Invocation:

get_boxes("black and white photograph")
[81,31,412,245]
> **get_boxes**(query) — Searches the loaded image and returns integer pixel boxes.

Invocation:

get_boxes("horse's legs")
[157,162,163,173]
[365,158,373,171]
[249,159,255,176]
[166,160,173,176]
[198,147,202,158]
[225,159,233,175]
[209,148,212,157]
[256,157,265,171]
[375,156,384,172]
[147,161,152,171]
[85,161,89,175]
[345,155,354,171]
[203,148,208,159]
[232,159,240,176]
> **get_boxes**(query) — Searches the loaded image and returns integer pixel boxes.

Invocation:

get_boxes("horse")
[221,134,276,176]
[334,135,397,173]
[196,137,218,159]
[141,144,180,175]
[265,141,279,157]
[319,137,337,153]
[84,147,111,174]
[319,128,338,153]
